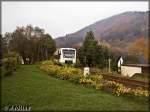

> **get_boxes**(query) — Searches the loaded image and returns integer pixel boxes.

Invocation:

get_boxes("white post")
[84,67,90,77]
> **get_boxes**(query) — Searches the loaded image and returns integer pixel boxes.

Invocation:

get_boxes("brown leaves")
[129,37,149,62]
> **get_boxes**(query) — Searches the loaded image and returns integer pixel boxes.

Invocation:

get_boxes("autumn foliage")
[129,37,149,62]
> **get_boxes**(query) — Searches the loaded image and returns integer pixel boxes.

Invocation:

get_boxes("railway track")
[102,74,149,89]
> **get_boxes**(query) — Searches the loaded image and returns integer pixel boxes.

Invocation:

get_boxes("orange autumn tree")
[129,37,149,62]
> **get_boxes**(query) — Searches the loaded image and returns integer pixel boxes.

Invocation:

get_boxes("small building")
[121,64,149,77]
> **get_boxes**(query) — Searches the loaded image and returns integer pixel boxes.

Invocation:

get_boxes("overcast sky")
[2,1,148,38]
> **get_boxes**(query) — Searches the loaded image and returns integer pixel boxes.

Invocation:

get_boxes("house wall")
[121,66,142,77]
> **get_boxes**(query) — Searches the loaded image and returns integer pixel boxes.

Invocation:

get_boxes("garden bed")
[40,60,149,98]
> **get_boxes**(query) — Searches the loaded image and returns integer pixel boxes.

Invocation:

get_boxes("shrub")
[2,52,21,76]
[57,66,82,80]
[40,64,61,76]
[102,80,149,97]
[40,60,104,89]
[3,58,16,75]
[79,77,95,87]
[130,87,149,97]
[102,81,130,96]
[40,60,149,98]
[40,60,83,81]
[79,74,104,89]
[90,74,103,83]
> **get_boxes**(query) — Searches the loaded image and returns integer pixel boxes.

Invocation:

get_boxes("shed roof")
[122,64,150,67]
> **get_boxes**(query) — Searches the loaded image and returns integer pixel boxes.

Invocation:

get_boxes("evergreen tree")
[79,31,109,68]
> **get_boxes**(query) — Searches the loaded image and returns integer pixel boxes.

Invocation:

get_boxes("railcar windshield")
[63,49,75,58]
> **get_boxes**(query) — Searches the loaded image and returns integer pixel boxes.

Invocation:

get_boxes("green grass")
[1,65,149,111]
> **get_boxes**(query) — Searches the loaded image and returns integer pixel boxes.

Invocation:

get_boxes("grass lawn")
[1,65,149,111]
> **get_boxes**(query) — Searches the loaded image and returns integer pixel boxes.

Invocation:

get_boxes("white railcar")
[59,48,76,64]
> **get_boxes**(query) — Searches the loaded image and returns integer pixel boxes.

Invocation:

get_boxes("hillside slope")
[55,11,149,50]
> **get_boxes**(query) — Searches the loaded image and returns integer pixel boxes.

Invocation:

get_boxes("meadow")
[1,65,149,111]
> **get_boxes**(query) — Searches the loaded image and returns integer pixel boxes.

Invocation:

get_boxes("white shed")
[121,64,149,77]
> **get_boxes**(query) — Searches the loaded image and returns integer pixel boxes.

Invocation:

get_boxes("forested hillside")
[55,11,149,51]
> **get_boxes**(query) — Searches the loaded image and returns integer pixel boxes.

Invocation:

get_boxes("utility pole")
[108,58,111,73]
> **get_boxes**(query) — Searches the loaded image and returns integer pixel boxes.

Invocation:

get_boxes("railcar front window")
[63,50,75,58]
